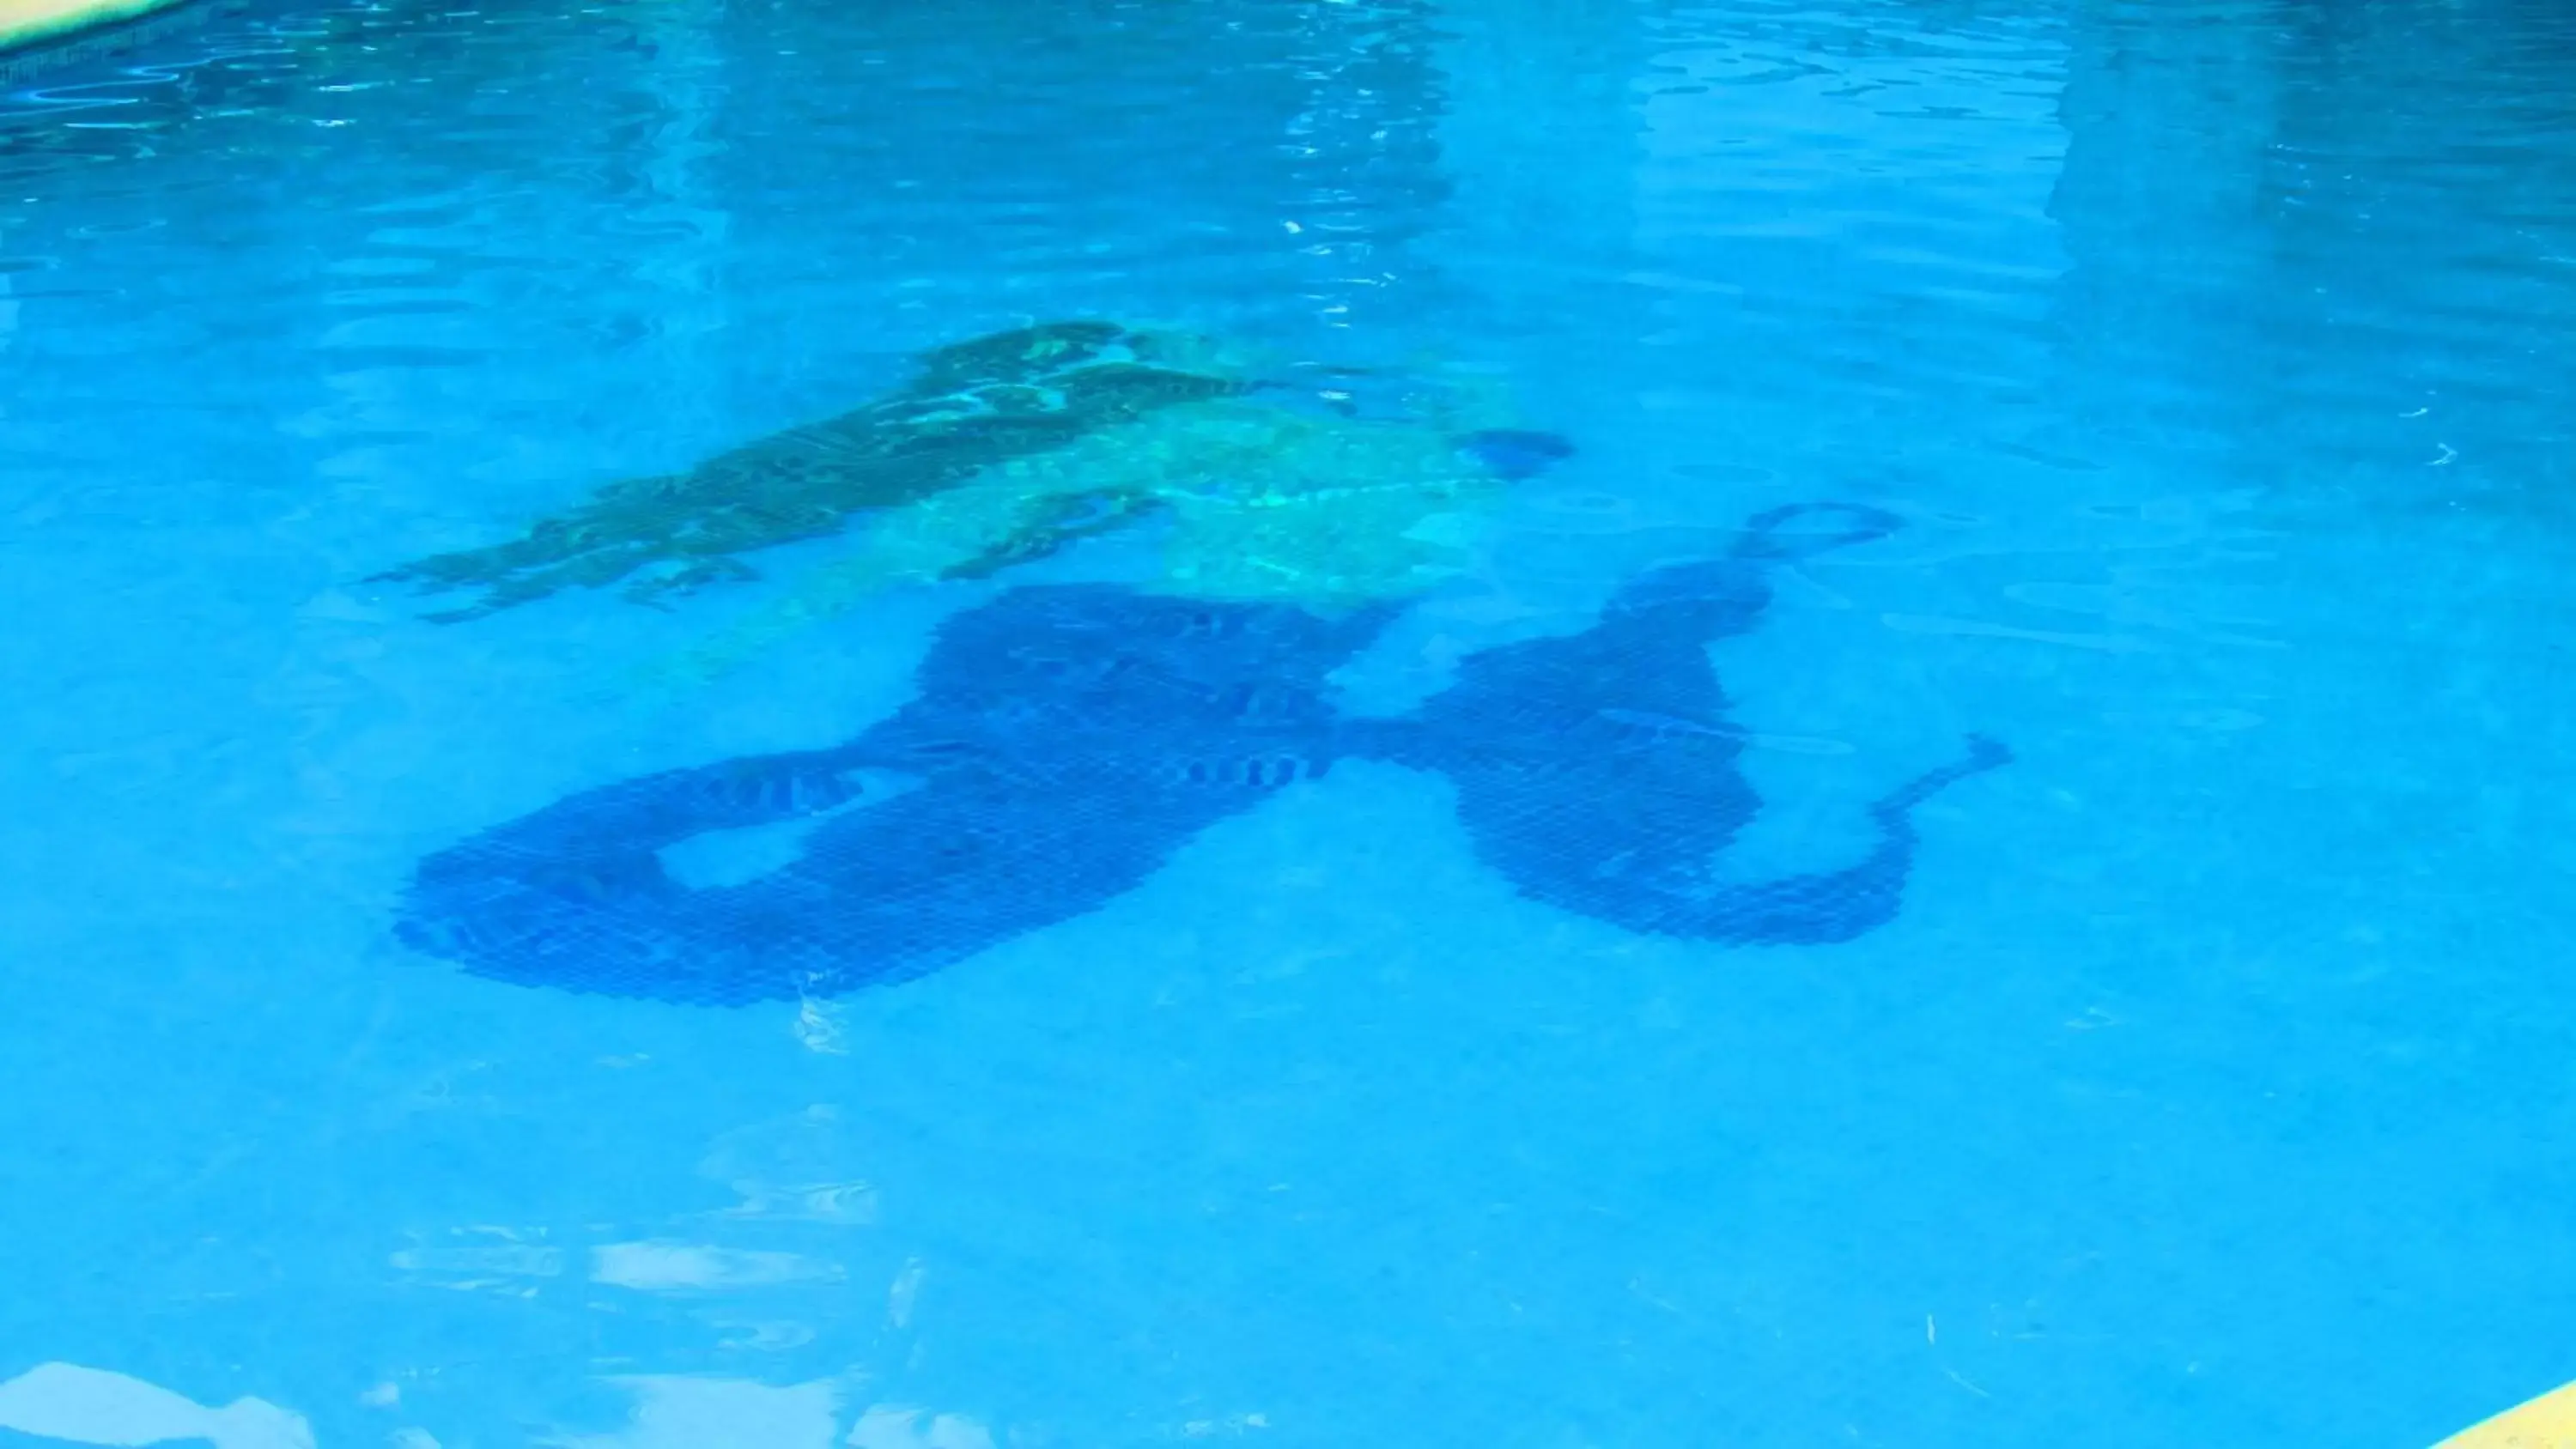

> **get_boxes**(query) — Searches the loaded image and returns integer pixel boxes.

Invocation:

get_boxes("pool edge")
[0,0,205,70]
[2440,1378,2576,1447]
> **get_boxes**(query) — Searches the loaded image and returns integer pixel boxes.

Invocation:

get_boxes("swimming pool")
[3,0,2574,1444]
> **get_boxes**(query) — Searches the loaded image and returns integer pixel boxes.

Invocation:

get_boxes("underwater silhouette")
[371,321,1248,621]
[394,503,2008,1005]
[374,322,1566,632]
[637,410,1583,695]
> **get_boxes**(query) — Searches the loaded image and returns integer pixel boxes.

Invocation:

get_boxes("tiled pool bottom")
[3,0,2576,1446]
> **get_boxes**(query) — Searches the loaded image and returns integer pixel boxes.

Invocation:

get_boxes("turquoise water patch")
[3,1,2576,1446]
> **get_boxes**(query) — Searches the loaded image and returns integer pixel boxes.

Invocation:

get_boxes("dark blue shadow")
[396,504,2008,1005]
[1364,504,2008,943]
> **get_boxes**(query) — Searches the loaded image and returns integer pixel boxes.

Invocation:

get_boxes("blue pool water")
[3,0,2576,1444]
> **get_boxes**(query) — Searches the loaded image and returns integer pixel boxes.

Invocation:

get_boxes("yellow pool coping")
[0,0,189,55]
[2441,1379,2576,1447]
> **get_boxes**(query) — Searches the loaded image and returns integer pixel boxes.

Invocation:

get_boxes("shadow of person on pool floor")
[394,503,2008,1005]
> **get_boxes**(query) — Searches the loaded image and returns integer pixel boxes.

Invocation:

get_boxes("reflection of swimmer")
[395,503,2005,1007]
[370,321,1248,621]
